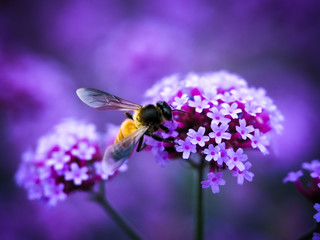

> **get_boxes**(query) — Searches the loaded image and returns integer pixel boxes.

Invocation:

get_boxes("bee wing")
[76,88,142,111]
[102,126,149,174]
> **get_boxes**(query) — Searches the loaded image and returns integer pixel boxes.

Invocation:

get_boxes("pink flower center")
[216,132,221,137]
[196,137,201,141]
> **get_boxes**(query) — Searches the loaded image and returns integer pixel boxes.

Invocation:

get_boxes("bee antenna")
[172,109,189,114]
[169,103,189,114]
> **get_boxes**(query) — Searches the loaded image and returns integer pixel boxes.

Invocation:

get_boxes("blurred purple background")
[1,0,320,239]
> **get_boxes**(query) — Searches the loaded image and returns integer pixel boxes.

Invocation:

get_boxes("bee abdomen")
[115,119,138,143]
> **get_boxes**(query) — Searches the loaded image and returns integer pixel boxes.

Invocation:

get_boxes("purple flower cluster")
[15,119,120,206]
[284,159,320,227]
[145,71,283,194]
[283,159,320,191]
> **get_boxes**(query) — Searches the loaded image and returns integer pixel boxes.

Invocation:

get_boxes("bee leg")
[125,112,133,120]
[145,132,174,143]
[159,124,170,133]
[136,135,146,152]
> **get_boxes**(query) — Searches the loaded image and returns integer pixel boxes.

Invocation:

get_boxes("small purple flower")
[175,137,197,159]
[155,150,170,167]
[220,102,242,119]
[245,101,262,116]
[232,162,254,185]
[27,182,43,200]
[46,150,71,171]
[209,123,231,144]
[311,170,320,180]
[44,182,67,207]
[146,137,165,154]
[217,91,236,103]
[283,170,303,183]
[202,143,228,166]
[146,136,170,167]
[226,148,248,171]
[236,119,254,140]
[71,141,96,160]
[203,144,220,162]
[207,107,231,125]
[64,163,89,185]
[161,120,179,139]
[314,203,320,222]
[313,232,320,240]
[172,94,189,110]
[187,127,210,147]
[188,95,210,113]
[250,129,269,154]
[94,162,112,180]
[201,172,226,194]
[302,159,320,171]
[216,142,229,165]
[302,160,320,179]
[185,73,200,87]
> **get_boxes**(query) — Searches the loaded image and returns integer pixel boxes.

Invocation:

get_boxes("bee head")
[156,101,172,121]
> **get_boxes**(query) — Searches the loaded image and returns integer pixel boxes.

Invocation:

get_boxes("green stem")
[93,182,143,240]
[195,158,204,240]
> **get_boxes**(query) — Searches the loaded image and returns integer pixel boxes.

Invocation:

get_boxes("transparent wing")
[102,126,149,174]
[76,88,142,111]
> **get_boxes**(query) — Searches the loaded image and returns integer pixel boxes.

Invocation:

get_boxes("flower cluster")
[145,71,283,194]
[283,159,320,231]
[15,119,120,206]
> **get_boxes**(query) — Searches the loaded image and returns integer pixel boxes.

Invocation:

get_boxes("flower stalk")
[93,182,143,240]
[195,158,205,240]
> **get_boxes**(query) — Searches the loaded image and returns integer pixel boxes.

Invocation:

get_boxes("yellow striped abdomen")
[115,119,138,143]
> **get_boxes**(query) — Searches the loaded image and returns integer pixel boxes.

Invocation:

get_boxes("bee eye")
[157,101,172,120]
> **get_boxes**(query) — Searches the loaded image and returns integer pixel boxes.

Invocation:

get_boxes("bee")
[76,88,173,174]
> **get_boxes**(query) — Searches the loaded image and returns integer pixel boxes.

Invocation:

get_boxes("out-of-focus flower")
[93,20,192,98]
[284,159,320,200]
[284,159,320,237]
[38,0,120,64]
[144,71,283,194]
[302,160,320,179]
[0,51,78,161]
[314,232,320,240]
[314,204,320,222]
[15,119,121,206]
[283,170,303,183]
